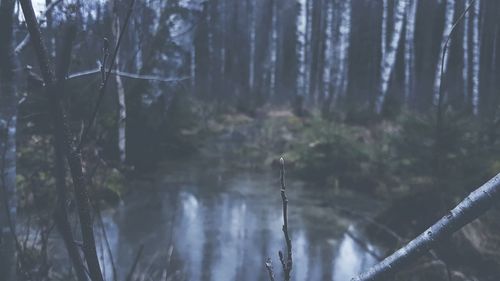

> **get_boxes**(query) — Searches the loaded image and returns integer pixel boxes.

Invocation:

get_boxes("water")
[54,157,382,280]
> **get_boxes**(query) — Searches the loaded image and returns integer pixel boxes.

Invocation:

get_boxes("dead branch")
[352,173,500,281]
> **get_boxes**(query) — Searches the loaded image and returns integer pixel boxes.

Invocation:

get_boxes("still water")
[54,157,382,280]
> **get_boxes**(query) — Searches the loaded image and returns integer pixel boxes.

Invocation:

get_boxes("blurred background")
[1,0,500,280]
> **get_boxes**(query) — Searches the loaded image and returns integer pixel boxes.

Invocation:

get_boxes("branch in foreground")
[14,0,63,54]
[279,157,293,281]
[18,0,107,280]
[352,173,500,281]
[266,157,293,281]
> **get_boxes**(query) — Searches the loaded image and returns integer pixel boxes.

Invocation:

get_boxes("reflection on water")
[89,159,380,280]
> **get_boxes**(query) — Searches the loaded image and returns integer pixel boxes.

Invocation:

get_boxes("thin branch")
[352,173,500,281]
[78,0,136,150]
[14,0,64,54]
[436,0,477,151]
[18,0,105,280]
[279,157,293,281]
[68,67,190,83]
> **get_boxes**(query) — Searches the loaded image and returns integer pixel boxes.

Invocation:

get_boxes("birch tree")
[432,0,456,106]
[0,0,18,279]
[248,0,256,93]
[462,0,470,102]
[381,0,388,71]
[269,0,278,97]
[375,0,407,114]
[404,0,418,104]
[113,1,127,163]
[296,0,308,97]
[304,0,314,98]
[471,0,480,115]
[322,0,334,100]
[334,0,351,99]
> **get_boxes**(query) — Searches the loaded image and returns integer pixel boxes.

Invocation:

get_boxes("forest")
[1,0,500,280]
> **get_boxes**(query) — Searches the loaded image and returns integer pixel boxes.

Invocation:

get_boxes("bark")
[404,0,418,104]
[462,0,470,102]
[334,0,351,100]
[248,0,256,92]
[353,173,500,281]
[18,1,105,280]
[191,43,196,91]
[375,0,407,114]
[304,0,313,99]
[269,0,278,97]
[381,0,388,72]
[53,20,89,281]
[322,0,334,100]
[113,2,127,163]
[471,0,480,115]
[0,1,18,279]
[433,0,456,106]
[296,0,308,97]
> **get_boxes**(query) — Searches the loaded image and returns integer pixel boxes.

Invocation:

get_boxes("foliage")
[390,110,497,197]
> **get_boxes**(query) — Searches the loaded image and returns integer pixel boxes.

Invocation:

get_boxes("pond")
[50,156,383,281]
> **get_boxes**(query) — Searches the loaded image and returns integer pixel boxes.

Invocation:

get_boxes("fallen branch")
[352,173,500,281]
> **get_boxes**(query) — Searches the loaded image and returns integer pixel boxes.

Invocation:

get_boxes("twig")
[279,157,293,281]
[78,0,136,150]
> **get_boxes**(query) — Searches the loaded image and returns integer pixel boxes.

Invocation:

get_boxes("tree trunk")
[19,1,105,280]
[248,0,256,93]
[322,0,334,101]
[432,0,456,106]
[471,0,480,115]
[462,0,470,102]
[334,0,351,100]
[296,0,308,98]
[404,0,417,104]
[269,0,278,97]
[0,1,18,280]
[113,4,127,163]
[375,0,407,114]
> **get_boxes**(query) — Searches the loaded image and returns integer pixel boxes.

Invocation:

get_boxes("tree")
[375,0,407,114]
[404,0,418,104]
[432,0,455,106]
[113,0,127,163]
[471,0,480,115]
[0,0,18,279]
